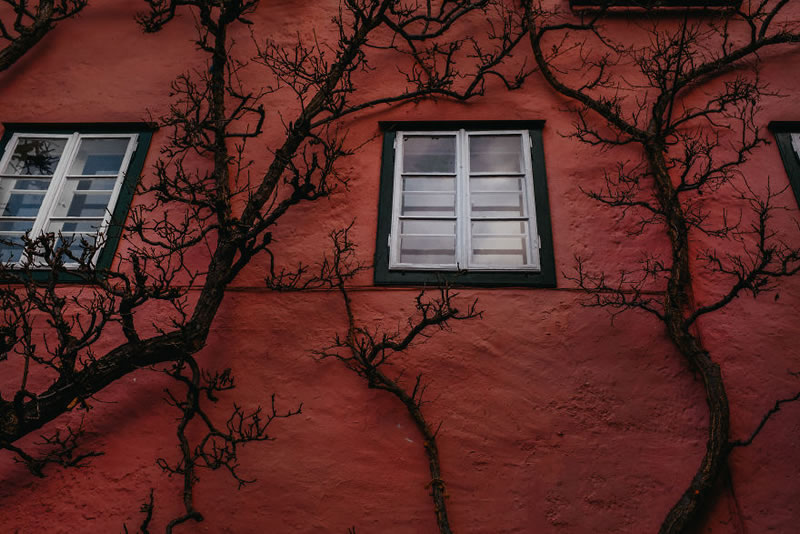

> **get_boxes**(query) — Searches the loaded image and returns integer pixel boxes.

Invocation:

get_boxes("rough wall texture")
[0,1,799,533]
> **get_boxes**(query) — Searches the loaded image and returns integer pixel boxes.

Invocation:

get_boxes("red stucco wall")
[1,1,799,533]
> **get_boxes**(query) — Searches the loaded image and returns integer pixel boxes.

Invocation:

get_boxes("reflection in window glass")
[471,236,527,266]
[2,193,46,217]
[470,176,522,192]
[403,135,456,173]
[469,135,522,173]
[2,138,67,175]
[69,138,129,175]
[0,239,24,262]
[470,192,525,217]
[48,220,103,260]
[9,179,50,190]
[401,192,456,216]
[0,220,34,263]
[76,178,117,190]
[399,235,456,265]
[52,190,113,218]
[402,176,456,192]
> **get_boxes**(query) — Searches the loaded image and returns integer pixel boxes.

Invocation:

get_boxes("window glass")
[402,176,456,192]
[68,138,130,175]
[470,192,525,218]
[0,220,35,262]
[401,192,456,217]
[402,135,456,173]
[470,176,522,192]
[470,236,528,266]
[46,220,103,258]
[1,192,47,217]
[2,138,67,176]
[399,235,456,265]
[52,178,114,217]
[469,135,522,173]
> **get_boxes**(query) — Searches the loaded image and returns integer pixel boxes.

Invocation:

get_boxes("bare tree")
[523,1,800,532]
[0,0,527,530]
[267,225,481,534]
[0,0,87,71]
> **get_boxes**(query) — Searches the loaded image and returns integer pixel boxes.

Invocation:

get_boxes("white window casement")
[0,131,141,267]
[376,121,555,287]
[390,130,540,271]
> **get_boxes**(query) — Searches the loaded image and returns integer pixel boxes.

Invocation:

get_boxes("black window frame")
[375,120,556,287]
[770,121,800,210]
[0,122,154,283]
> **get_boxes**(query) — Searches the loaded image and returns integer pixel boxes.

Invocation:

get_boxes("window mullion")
[457,129,469,270]
[24,133,80,264]
[35,133,80,234]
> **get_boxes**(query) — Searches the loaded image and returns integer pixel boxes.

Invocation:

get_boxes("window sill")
[375,268,556,288]
[0,267,104,284]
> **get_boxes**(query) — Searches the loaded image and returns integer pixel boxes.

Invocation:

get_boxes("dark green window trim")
[375,120,556,287]
[0,122,155,283]
[770,121,800,211]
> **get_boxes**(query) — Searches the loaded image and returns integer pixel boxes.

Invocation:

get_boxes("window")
[570,0,740,9]
[0,124,153,275]
[375,121,555,287]
[770,122,800,210]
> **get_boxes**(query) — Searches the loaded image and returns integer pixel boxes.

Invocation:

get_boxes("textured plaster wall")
[0,1,799,533]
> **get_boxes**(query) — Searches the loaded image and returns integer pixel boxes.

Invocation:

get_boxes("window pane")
[399,235,456,265]
[470,176,522,192]
[401,192,455,216]
[46,220,104,260]
[470,192,525,217]
[5,178,51,190]
[68,138,130,175]
[54,234,99,260]
[469,135,523,173]
[402,135,456,173]
[470,236,528,266]
[52,179,113,217]
[1,193,46,216]
[48,220,104,233]
[0,235,25,262]
[471,220,527,235]
[75,177,117,190]
[0,220,34,232]
[2,138,67,175]
[400,220,455,234]
[402,176,455,192]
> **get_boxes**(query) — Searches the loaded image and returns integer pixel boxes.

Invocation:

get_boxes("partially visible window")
[570,0,740,9]
[770,122,800,210]
[0,124,153,273]
[375,121,555,287]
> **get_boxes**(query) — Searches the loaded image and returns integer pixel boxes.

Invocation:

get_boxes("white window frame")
[791,133,800,157]
[0,131,138,267]
[388,129,541,271]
